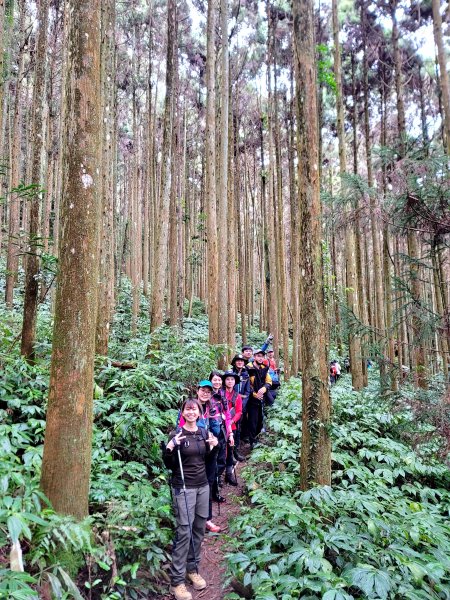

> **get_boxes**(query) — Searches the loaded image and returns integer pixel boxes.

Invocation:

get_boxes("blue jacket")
[232,366,250,404]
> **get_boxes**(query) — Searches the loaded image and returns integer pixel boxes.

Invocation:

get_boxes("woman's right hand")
[166,431,186,451]
[207,432,218,448]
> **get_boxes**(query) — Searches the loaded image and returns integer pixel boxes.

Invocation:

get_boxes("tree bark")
[40,0,101,518]
[431,0,450,154]
[392,0,427,387]
[293,0,331,489]
[5,0,25,307]
[333,0,364,389]
[217,0,229,366]
[95,0,116,355]
[21,0,50,361]
[205,0,219,344]
[150,0,175,331]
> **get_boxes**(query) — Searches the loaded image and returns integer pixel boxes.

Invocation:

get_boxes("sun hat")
[222,370,241,386]
[197,380,213,390]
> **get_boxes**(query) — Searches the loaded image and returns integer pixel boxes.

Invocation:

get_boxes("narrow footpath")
[159,462,245,600]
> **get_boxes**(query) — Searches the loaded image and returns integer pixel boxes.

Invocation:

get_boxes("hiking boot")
[186,572,207,590]
[225,470,238,486]
[170,583,192,600]
[233,449,246,462]
[205,520,221,533]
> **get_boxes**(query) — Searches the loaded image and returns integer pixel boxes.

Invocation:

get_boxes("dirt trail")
[158,462,245,600]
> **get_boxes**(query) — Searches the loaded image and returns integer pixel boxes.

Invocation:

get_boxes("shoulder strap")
[175,408,181,430]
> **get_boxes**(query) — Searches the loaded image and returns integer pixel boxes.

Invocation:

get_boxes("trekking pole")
[175,441,199,575]
[232,461,238,486]
[216,474,221,516]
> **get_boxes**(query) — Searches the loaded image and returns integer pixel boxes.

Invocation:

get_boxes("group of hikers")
[163,335,280,600]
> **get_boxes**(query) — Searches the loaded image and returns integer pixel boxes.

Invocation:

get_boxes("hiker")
[266,348,277,371]
[261,333,274,355]
[230,353,250,460]
[246,349,272,449]
[344,356,350,373]
[222,370,243,481]
[265,348,280,406]
[163,398,218,600]
[334,360,342,381]
[186,380,222,533]
[208,371,234,504]
[210,370,224,395]
[242,345,253,362]
[330,362,337,385]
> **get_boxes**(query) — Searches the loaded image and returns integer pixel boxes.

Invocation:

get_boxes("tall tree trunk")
[272,45,289,378]
[150,0,175,331]
[169,34,181,327]
[287,90,301,375]
[431,239,449,383]
[351,45,368,385]
[236,119,247,345]
[205,0,219,344]
[21,0,50,361]
[407,230,427,388]
[5,0,25,307]
[431,0,450,154]
[40,0,101,518]
[217,0,229,366]
[266,4,279,357]
[293,0,331,489]
[227,101,237,350]
[143,2,153,298]
[392,0,427,387]
[333,0,364,389]
[95,0,116,355]
[362,3,385,383]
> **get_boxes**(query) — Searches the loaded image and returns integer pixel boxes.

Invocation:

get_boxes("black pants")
[216,430,227,478]
[247,397,263,445]
[265,388,278,406]
[205,446,218,520]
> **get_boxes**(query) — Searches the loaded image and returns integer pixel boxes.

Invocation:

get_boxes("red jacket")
[225,388,242,431]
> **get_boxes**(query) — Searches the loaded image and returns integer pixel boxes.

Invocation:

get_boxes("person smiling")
[163,398,218,600]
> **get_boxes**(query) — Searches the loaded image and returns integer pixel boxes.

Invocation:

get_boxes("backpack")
[160,424,209,463]
[269,368,280,389]
[225,390,239,419]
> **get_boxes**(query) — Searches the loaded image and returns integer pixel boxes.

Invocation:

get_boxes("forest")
[0,0,449,597]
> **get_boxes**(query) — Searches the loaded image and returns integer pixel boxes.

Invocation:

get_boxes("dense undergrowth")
[227,376,450,600]
[0,285,224,599]
[1,279,450,599]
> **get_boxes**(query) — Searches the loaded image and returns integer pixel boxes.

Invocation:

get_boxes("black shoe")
[225,473,238,486]
[233,450,246,462]
[213,493,226,503]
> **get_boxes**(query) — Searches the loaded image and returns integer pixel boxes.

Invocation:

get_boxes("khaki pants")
[170,484,209,586]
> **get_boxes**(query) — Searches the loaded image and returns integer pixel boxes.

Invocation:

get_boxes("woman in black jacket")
[163,398,218,600]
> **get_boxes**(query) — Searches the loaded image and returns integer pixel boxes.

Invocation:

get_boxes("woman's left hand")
[228,432,234,447]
